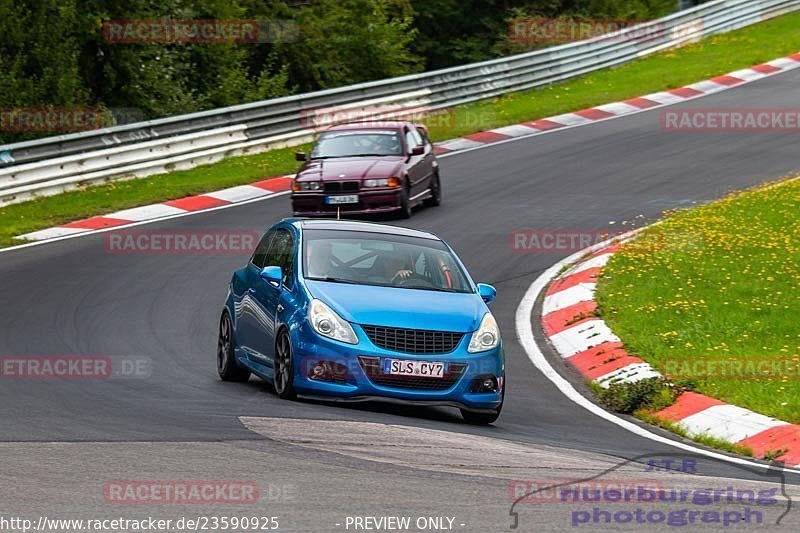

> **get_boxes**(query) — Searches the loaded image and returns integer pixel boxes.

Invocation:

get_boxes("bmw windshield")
[303,229,472,293]
[309,130,404,158]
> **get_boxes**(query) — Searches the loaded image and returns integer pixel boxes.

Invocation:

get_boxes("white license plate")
[384,359,446,378]
[326,195,359,205]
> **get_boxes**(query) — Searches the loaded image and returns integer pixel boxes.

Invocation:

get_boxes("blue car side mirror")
[477,283,496,304]
[260,265,283,286]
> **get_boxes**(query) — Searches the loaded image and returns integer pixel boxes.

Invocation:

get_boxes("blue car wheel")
[274,329,297,400]
[217,311,250,382]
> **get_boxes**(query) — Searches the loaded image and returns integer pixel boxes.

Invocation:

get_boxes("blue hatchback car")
[217,219,504,424]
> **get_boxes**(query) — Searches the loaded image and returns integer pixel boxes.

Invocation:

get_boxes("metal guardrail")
[1,0,798,205]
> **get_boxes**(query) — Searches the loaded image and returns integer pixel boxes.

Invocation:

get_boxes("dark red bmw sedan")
[291,121,441,218]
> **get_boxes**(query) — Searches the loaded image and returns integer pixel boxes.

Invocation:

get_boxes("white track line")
[678,405,790,442]
[515,234,800,474]
[548,319,619,358]
[542,283,596,314]
[594,362,663,388]
[489,124,540,137]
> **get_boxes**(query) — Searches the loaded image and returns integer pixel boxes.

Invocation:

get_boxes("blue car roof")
[290,219,440,241]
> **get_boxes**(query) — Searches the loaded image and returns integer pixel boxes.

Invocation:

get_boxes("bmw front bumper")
[291,189,403,217]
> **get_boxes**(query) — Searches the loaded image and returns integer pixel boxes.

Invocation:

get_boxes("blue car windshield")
[303,229,472,293]
[310,131,403,158]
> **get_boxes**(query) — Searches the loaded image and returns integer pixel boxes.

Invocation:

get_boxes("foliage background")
[0,0,705,143]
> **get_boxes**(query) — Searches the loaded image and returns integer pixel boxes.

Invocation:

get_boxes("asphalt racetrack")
[2,67,800,531]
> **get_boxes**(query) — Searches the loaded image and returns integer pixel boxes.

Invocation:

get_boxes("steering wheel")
[394,273,435,288]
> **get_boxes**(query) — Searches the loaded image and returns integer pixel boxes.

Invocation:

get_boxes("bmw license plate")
[326,195,358,205]
[384,359,446,378]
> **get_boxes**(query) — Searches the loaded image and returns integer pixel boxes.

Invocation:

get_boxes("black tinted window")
[417,127,430,145]
[250,232,273,268]
[265,229,295,288]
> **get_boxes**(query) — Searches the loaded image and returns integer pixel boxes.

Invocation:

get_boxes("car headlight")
[468,313,500,353]
[363,177,401,188]
[308,299,358,344]
[294,181,321,191]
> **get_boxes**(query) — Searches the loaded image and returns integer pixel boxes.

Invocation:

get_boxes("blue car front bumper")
[289,322,504,412]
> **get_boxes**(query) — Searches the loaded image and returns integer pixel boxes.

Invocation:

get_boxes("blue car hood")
[305,281,484,333]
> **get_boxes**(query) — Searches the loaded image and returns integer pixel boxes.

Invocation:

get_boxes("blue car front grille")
[361,325,464,354]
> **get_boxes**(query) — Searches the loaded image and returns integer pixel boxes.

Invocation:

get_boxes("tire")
[423,173,441,207]
[217,312,250,382]
[461,382,503,425]
[460,407,502,425]
[398,181,413,219]
[273,328,297,400]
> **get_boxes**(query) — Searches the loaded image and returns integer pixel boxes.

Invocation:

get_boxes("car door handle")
[248,288,256,294]
[277,304,284,313]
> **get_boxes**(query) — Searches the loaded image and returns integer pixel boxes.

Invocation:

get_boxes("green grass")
[0,145,307,247]
[3,10,800,247]
[597,177,800,424]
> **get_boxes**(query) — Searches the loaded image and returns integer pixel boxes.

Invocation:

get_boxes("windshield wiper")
[345,153,398,157]
[306,276,360,285]
[400,286,461,293]
[314,153,397,158]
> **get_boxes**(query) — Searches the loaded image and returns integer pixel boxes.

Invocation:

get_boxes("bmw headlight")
[468,313,500,353]
[308,299,358,344]
[294,181,321,191]
[363,177,401,188]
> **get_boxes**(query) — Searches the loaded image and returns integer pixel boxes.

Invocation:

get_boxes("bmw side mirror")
[477,283,496,304]
[295,151,307,162]
[411,146,425,156]
[260,265,283,287]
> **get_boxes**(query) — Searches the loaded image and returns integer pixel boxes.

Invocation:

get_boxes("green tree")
[0,0,685,145]
[82,0,291,117]
[0,0,89,142]
[274,0,422,92]
[410,0,679,69]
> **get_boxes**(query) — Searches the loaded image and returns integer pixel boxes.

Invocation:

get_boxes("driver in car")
[371,133,401,155]
[307,241,334,279]
[383,253,413,284]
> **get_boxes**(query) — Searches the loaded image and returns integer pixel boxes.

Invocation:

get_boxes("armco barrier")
[0,0,798,205]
